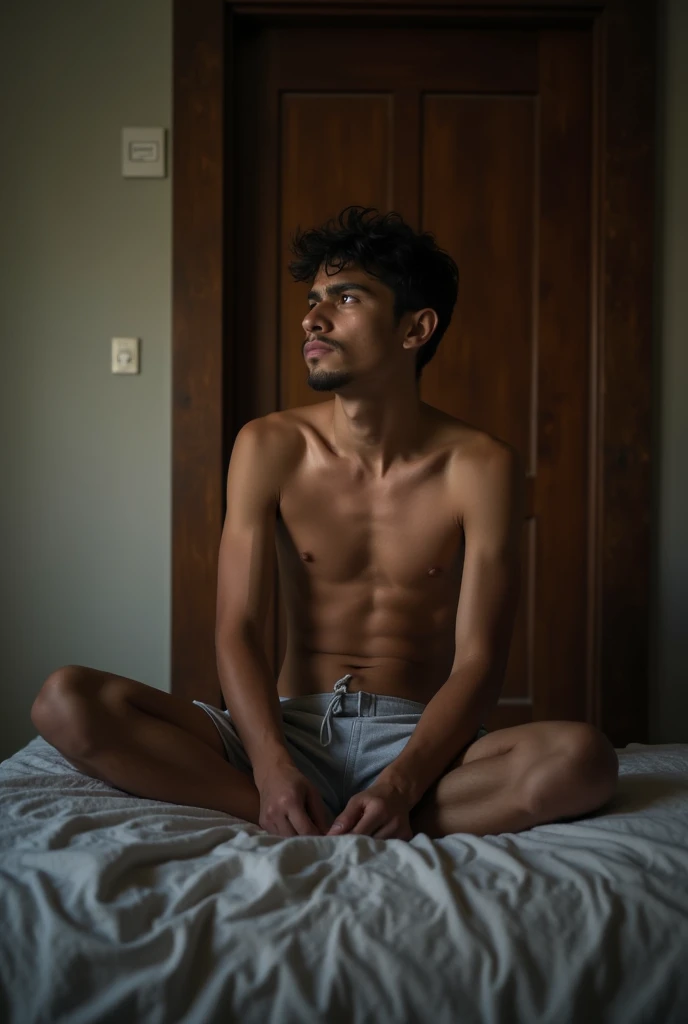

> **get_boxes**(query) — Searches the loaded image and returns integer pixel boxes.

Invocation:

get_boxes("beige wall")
[0,1,685,761]
[0,0,172,760]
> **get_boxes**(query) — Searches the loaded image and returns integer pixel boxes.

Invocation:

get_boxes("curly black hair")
[288,206,459,381]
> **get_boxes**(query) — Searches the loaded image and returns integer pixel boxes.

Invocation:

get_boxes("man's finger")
[289,804,322,836]
[350,804,385,836]
[371,821,402,840]
[307,791,334,834]
[327,801,364,835]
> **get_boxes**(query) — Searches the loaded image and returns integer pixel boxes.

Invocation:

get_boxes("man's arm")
[376,440,526,809]
[215,418,299,783]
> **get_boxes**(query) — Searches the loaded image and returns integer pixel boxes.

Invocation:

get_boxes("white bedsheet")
[1,736,687,1024]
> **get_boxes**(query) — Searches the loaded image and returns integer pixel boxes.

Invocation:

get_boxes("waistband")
[280,674,427,747]
[279,690,427,717]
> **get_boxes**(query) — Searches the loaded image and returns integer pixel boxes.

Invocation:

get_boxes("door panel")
[280,93,393,412]
[421,94,536,454]
[233,20,593,729]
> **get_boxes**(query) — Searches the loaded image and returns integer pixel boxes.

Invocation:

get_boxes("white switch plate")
[122,127,166,178]
[111,337,140,374]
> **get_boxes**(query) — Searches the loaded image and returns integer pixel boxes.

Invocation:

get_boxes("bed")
[1,736,687,1024]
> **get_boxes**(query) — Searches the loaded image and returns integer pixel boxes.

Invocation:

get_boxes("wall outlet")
[111,337,140,374]
[122,127,166,178]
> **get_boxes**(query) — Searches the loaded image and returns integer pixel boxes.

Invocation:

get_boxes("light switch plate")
[122,127,166,178]
[112,337,140,374]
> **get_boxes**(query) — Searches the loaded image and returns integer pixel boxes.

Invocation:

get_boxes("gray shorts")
[193,674,488,818]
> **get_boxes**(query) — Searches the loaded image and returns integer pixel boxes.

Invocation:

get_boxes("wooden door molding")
[172,0,656,747]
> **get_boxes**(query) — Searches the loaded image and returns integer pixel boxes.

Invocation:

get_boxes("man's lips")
[304,342,334,358]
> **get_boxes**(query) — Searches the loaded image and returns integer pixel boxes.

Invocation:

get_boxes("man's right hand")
[255,761,334,837]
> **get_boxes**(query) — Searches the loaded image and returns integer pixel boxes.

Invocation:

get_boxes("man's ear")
[402,308,438,353]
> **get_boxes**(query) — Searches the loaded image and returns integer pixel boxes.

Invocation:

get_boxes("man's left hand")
[325,781,414,840]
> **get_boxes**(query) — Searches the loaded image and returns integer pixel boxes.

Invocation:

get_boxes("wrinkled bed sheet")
[1,736,687,1024]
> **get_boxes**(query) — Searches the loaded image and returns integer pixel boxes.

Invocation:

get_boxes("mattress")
[1,736,687,1024]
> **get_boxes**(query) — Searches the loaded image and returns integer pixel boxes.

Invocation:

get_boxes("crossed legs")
[31,666,619,840]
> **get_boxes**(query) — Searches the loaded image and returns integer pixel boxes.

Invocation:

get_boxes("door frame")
[171,0,656,747]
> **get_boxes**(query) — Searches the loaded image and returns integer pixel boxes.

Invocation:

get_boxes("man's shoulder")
[237,408,315,481]
[430,408,521,474]
[247,403,331,451]
[457,429,522,473]
[241,408,304,445]
[436,416,524,525]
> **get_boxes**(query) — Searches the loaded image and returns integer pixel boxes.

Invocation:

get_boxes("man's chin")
[306,369,354,392]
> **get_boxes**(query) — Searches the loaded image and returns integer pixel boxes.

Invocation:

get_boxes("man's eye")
[341,294,356,303]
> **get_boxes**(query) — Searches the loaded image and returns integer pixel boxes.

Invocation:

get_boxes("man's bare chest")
[276,462,465,591]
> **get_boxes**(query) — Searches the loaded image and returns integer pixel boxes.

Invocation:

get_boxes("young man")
[31,207,618,841]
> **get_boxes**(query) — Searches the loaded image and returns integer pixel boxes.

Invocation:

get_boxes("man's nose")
[302,303,330,335]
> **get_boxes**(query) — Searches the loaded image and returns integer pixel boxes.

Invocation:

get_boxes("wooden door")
[173,0,656,747]
[231,19,593,731]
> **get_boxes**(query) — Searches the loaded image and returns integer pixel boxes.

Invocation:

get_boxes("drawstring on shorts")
[319,674,354,746]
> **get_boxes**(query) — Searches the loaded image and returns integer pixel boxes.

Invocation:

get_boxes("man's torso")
[263,400,504,704]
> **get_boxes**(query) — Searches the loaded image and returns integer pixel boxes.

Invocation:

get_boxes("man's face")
[301,263,406,393]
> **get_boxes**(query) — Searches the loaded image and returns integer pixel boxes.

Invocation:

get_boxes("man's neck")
[331,388,427,478]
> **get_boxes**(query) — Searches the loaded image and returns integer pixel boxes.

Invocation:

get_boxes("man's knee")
[527,722,619,819]
[31,665,125,759]
[560,723,618,790]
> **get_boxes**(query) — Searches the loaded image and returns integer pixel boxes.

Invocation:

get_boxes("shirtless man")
[31,206,618,841]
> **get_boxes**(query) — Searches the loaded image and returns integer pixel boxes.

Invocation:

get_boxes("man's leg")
[31,665,262,824]
[409,721,619,839]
